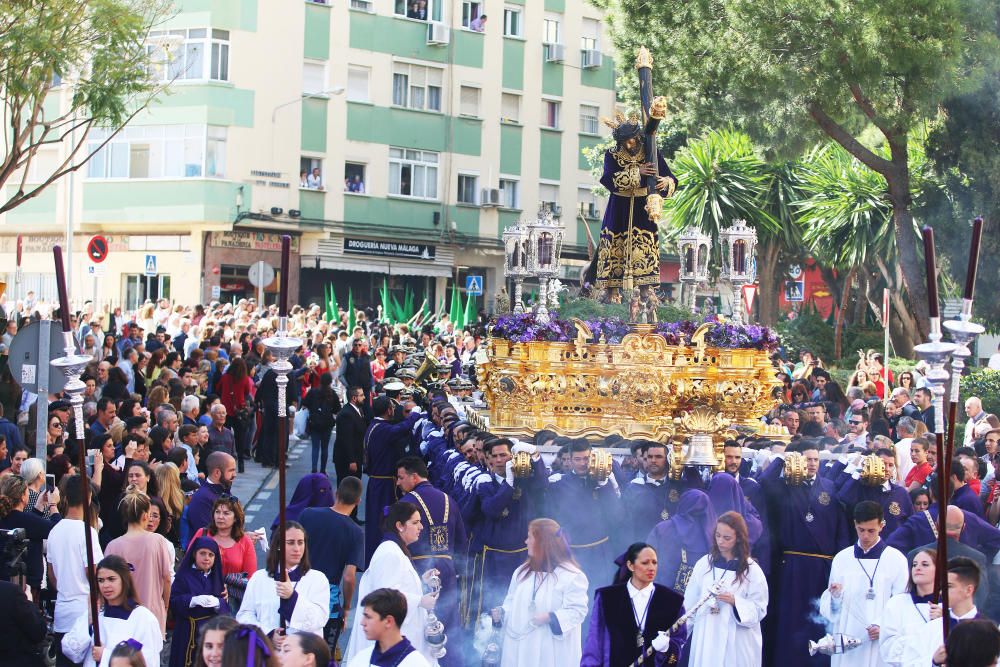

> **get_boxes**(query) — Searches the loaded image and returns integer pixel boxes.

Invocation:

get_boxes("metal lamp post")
[678,226,711,311]
[525,207,564,324]
[720,219,758,324]
[502,222,530,314]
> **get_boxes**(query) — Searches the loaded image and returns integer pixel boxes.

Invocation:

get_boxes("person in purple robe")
[396,456,468,666]
[722,442,772,576]
[887,501,1000,559]
[270,473,333,531]
[707,472,764,545]
[364,397,422,567]
[169,536,230,667]
[950,459,985,517]
[646,489,716,594]
[758,441,849,666]
[581,542,686,667]
[622,442,673,549]
[835,450,914,538]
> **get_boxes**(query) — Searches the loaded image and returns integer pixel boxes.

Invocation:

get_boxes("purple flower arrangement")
[491,312,780,351]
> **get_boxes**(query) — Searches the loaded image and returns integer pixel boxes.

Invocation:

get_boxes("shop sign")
[211,231,300,252]
[343,237,436,260]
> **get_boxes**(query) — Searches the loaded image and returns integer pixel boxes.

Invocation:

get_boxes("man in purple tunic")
[759,441,849,666]
[835,449,914,538]
[886,502,1000,559]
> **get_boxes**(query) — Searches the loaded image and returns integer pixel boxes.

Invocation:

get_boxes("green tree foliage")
[593,0,1000,343]
[0,0,171,212]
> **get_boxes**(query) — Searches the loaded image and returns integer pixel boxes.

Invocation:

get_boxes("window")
[389,147,438,199]
[303,61,326,95]
[462,1,482,28]
[503,6,522,37]
[344,163,367,194]
[347,65,370,102]
[581,18,600,51]
[499,178,520,209]
[457,174,479,204]
[539,183,559,213]
[301,157,324,189]
[459,85,481,117]
[543,17,561,44]
[578,187,599,218]
[501,92,520,123]
[394,0,438,21]
[86,125,226,179]
[349,0,373,9]
[579,104,599,134]
[392,62,443,112]
[146,28,229,82]
[542,99,560,129]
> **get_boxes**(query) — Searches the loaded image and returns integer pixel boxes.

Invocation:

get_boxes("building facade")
[0,0,617,314]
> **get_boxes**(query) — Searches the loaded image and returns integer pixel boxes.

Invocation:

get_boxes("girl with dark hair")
[491,518,589,667]
[683,511,769,665]
[301,371,341,474]
[582,542,686,667]
[345,502,439,662]
[276,632,331,667]
[190,495,257,578]
[236,521,330,643]
[108,640,146,667]
[169,537,230,667]
[193,615,239,667]
[221,625,280,667]
[879,547,940,665]
[62,555,163,667]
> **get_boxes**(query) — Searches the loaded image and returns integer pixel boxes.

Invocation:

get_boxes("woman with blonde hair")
[155,463,185,547]
[146,384,169,414]
[493,518,589,667]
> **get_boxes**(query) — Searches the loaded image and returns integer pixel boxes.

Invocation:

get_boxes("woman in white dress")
[62,555,164,667]
[879,547,941,666]
[491,518,590,667]
[345,502,441,664]
[683,511,769,667]
[236,521,330,645]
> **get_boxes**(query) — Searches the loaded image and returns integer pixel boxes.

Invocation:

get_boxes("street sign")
[86,265,106,277]
[8,320,67,394]
[742,284,757,314]
[144,254,157,277]
[87,235,109,263]
[788,264,802,279]
[785,280,804,302]
[465,275,483,296]
[211,285,221,299]
[248,261,275,288]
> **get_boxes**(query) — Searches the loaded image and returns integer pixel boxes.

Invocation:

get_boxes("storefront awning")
[309,235,455,279]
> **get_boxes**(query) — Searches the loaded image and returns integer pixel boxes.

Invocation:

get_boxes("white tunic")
[61,605,163,667]
[346,646,432,667]
[235,566,330,637]
[878,592,934,667]
[498,564,589,667]
[820,541,910,667]
[683,556,768,667]
[346,540,435,664]
[897,607,980,667]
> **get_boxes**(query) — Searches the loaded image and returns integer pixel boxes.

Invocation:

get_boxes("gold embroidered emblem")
[660,509,670,521]
[501,508,509,518]
[429,525,449,553]
[818,492,831,506]
[889,501,901,516]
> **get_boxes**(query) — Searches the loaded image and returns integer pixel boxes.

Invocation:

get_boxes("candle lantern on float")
[678,226,711,310]
[720,219,757,323]
[525,206,565,324]
[502,222,530,314]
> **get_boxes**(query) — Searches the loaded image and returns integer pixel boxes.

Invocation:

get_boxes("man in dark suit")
[334,385,368,501]
[0,581,48,666]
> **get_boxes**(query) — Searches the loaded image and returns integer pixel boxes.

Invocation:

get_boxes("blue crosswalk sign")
[465,275,483,295]
[144,254,157,277]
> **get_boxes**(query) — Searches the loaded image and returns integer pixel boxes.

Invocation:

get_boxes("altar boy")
[820,501,909,667]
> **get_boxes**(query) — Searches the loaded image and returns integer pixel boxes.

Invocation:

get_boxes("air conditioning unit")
[480,188,501,207]
[542,202,562,217]
[544,43,566,63]
[427,22,450,45]
[581,49,602,69]
[579,202,598,218]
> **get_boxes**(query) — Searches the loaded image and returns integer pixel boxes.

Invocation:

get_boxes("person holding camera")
[0,472,60,602]
[0,580,48,666]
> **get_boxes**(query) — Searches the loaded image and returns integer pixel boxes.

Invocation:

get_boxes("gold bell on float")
[588,449,613,484]
[511,451,534,478]
[784,452,807,486]
[860,454,888,487]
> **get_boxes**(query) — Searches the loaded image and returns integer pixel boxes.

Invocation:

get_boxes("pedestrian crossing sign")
[465,275,483,295]
[144,254,157,277]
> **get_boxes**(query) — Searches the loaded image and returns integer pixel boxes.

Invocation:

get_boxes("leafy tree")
[593,0,1000,347]
[0,0,171,212]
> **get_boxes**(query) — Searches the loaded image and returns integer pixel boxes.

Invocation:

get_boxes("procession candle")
[964,217,984,300]
[52,246,73,332]
[921,227,939,319]
[279,235,290,317]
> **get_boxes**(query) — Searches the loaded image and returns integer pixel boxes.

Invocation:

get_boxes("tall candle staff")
[262,236,301,615]
[913,227,957,642]
[50,246,102,646]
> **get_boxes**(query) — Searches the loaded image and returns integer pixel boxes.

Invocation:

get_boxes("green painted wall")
[502,40,525,91]
[301,97,328,153]
[344,195,442,230]
[346,103,481,156]
[82,180,240,223]
[577,218,600,247]
[453,30,484,69]
[539,130,561,180]
[449,205,480,235]
[498,210,521,237]
[303,3,331,60]
[139,85,255,127]
[544,0,565,10]
[350,13,480,67]
[542,61,563,97]
[299,189,326,219]
[578,134,603,170]
[499,124,522,175]
[581,58,616,90]
[3,186,57,226]
[169,0,258,31]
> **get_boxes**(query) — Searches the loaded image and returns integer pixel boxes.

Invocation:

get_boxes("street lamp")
[719,219,757,323]
[677,226,711,311]
[503,221,530,313]
[271,87,345,123]
[525,206,564,324]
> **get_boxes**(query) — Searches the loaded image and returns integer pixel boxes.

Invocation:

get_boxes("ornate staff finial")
[635,45,653,70]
